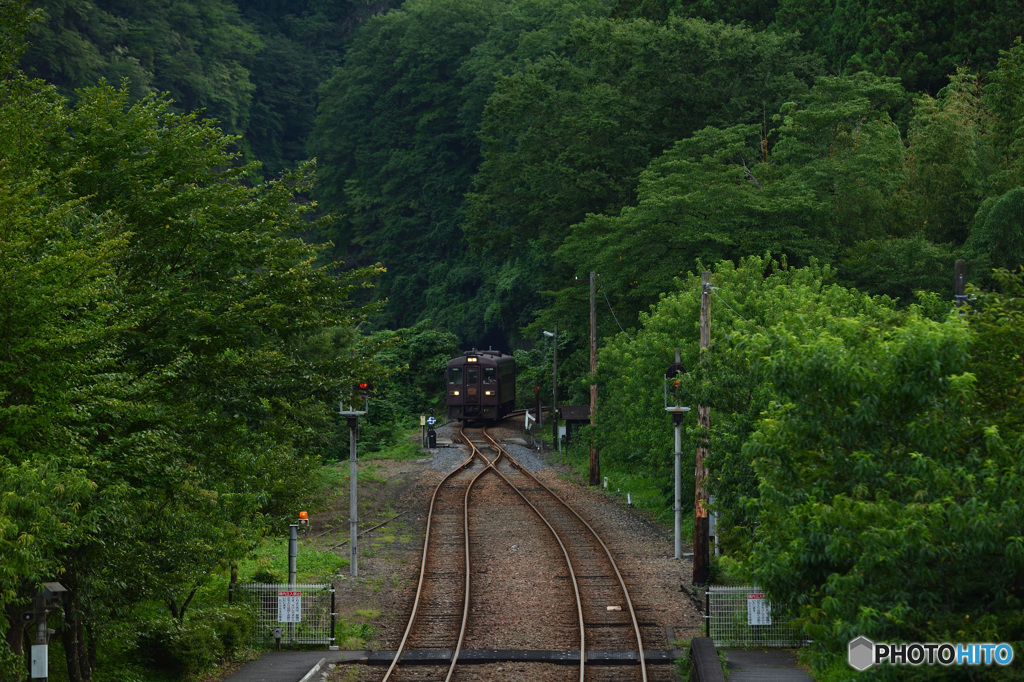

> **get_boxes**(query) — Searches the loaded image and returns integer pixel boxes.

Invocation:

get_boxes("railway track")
[381,424,657,681]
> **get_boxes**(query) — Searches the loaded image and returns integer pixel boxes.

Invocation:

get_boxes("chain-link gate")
[706,585,805,648]
[237,583,336,647]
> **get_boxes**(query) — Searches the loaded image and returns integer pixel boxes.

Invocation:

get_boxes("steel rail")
[444,427,493,681]
[483,429,650,682]
[381,428,483,682]
[463,427,587,682]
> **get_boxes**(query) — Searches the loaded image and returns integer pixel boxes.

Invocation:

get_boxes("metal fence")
[706,585,805,648]
[237,583,336,647]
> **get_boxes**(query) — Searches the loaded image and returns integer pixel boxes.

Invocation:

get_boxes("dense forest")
[3,0,1024,678]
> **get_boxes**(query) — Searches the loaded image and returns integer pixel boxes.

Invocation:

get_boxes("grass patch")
[555,439,684,529]
[237,535,348,584]
[362,429,425,461]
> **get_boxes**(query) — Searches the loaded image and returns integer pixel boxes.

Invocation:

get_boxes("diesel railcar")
[445,350,515,421]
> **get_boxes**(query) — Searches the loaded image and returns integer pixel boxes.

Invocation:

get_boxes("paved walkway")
[724,649,813,680]
[225,651,367,682]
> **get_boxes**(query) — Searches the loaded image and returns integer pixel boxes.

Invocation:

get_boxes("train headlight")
[452,390,460,396]
[484,390,493,396]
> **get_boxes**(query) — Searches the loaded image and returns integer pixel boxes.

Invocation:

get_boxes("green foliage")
[356,322,460,452]
[136,614,225,676]
[22,0,261,133]
[467,16,819,340]
[312,0,614,346]
[312,0,501,336]
[906,70,997,245]
[594,257,889,545]
[745,275,1024,674]
[836,236,965,302]
[967,187,1024,272]
[0,47,381,673]
[771,0,1024,95]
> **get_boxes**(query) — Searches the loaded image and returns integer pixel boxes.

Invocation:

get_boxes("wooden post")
[694,272,711,585]
[589,272,600,486]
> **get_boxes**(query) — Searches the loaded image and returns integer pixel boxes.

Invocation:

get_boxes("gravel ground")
[318,418,702,681]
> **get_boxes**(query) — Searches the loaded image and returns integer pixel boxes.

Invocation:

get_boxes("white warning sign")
[747,592,772,626]
[278,590,302,623]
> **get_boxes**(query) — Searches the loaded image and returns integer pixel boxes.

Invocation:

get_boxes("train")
[445,350,516,421]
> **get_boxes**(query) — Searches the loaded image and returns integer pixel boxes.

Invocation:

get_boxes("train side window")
[449,368,462,385]
[482,367,496,384]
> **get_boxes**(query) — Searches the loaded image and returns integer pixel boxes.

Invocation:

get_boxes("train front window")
[449,368,462,385]
[482,367,496,384]
[466,367,478,384]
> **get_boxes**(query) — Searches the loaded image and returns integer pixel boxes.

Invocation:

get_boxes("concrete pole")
[33,593,47,681]
[589,272,600,486]
[552,323,558,450]
[674,347,683,561]
[288,524,298,643]
[348,416,359,577]
[288,525,298,585]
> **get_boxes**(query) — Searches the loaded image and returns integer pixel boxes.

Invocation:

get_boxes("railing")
[706,585,804,648]
[237,583,335,647]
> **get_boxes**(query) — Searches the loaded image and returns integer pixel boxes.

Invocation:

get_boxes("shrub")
[206,605,255,655]
[136,615,223,676]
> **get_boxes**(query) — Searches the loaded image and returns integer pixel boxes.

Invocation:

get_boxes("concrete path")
[723,649,814,680]
[224,651,367,682]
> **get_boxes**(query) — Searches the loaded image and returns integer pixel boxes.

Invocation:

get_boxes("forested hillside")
[19,0,1024,354]
[5,0,1024,678]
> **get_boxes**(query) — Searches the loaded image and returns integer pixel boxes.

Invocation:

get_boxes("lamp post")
[543,324,558,450]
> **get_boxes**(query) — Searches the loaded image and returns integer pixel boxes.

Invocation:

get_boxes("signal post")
[665,350,689,561]
[341,380,371,577]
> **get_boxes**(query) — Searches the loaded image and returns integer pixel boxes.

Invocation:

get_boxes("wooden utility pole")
[589,272,600,486]
[694,271,711,585]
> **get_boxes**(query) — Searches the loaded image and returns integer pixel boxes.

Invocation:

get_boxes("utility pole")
[552,323,558,450]
[694,271,711,585]
[589,272,600,486]
[341,362,368,578]
[347,414,359,577]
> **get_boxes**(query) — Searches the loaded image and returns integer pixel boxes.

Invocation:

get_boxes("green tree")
[311,0,499,338]
[747,280,1024,677]
[467,16,819,342]
[0,71,381,677]
[21,0,261,133]
[773,0,1024,95]
[906,69,996,245]
[984,38,1024,192]
[967,187,1024,272]
[592,257,889,543]
[0,72,126,660]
